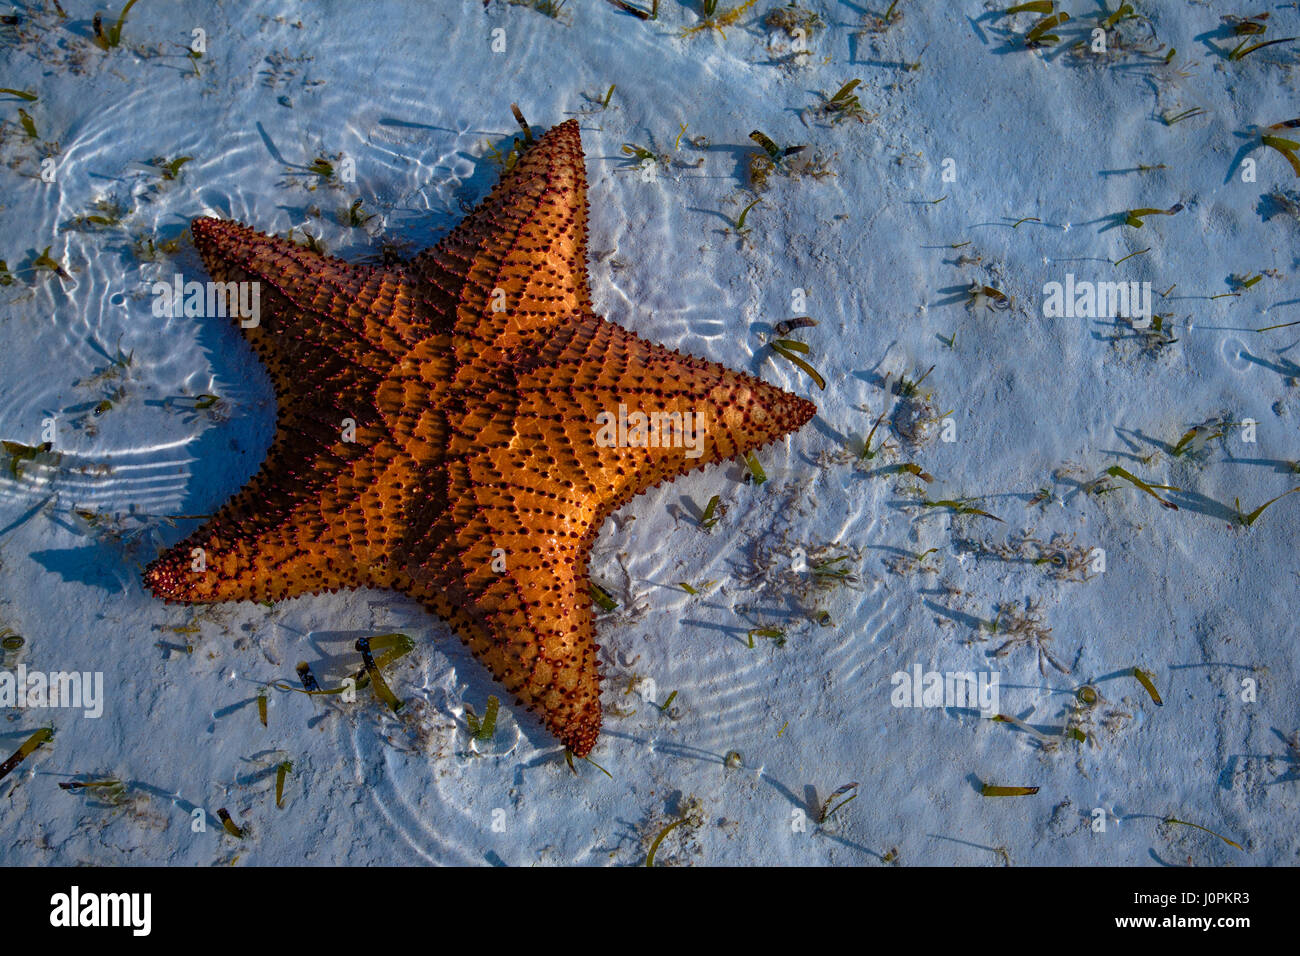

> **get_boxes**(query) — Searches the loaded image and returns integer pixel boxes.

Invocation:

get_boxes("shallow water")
[1,1,1297,865]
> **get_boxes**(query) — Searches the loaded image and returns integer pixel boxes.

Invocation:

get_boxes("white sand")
[0,0,1296,865]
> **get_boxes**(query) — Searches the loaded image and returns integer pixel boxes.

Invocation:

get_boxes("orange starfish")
[144,120,815,757]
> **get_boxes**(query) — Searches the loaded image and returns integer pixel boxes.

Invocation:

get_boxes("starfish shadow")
[140,317,276,558]
[679,616,754,648]
[28,544,134,593]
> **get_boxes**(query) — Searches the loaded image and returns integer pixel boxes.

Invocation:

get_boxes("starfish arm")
[411,120,592,354]
[142,425,421,604]
[397,451,604,755]
[414,556,602,758]
[145,224,456,603]
[189,217,429,391]
[524,316,817,506]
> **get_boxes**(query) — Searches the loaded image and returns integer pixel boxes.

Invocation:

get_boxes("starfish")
[144,120,816,757]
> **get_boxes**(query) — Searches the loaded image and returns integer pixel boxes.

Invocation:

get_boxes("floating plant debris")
[275,761,292,808]
[919,498,1003,522]
[294,661,320,693]
[1164,816,1242,850]
[1026,12,1069,46]
[1222,14,1294,61]
[58,778,124,796]
[154,155,192,181]
[992,713,1060,747]
[356,636,402,712]
[645,816,691,866]
[0,728,53,783]
[621,143,660,164]
[749,130,786,162]
[896,364,934,398]
[466,695,500,741]
[818,782,859,823]
[770,339,826,390]
[341,198,374,227]
[1122,204,1182,228]
[92,0,137,50]
[747,626,786,648]
[1132,667,1163,705]
[1234,486,1300,528]
[217,808,244,838]
[1005,1,1053,13]
[981,784,1039,797]
[276,635,411,706]
[1162,107,1205,126]
[2,440,52,478]
[1230,37,1295,60]
[1223,12,1268,36]
[967,283,1010,310]
[860,413,887,461]
[33,246,68,278]
[821,79,869,124]
[510,103,534,144]
[1002,2,1070,47]
[606,0,656,20]
[16,107,37,138]
[306,157,335,179]
[810,553,855,582]
[349,632,414,687]
[590,581,619,611]
[1105,465,1180,510]
[774,316,817,336]
[698,493,722,531]
[582,753,612,778]
[1171,424,1221,457]
[733,197,761,232]
[1099,3,1135,30]
[1258,124,1300,177]
[682,0,758,38]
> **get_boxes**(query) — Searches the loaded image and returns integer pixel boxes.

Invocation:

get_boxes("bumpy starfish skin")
[144,120,816,757]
